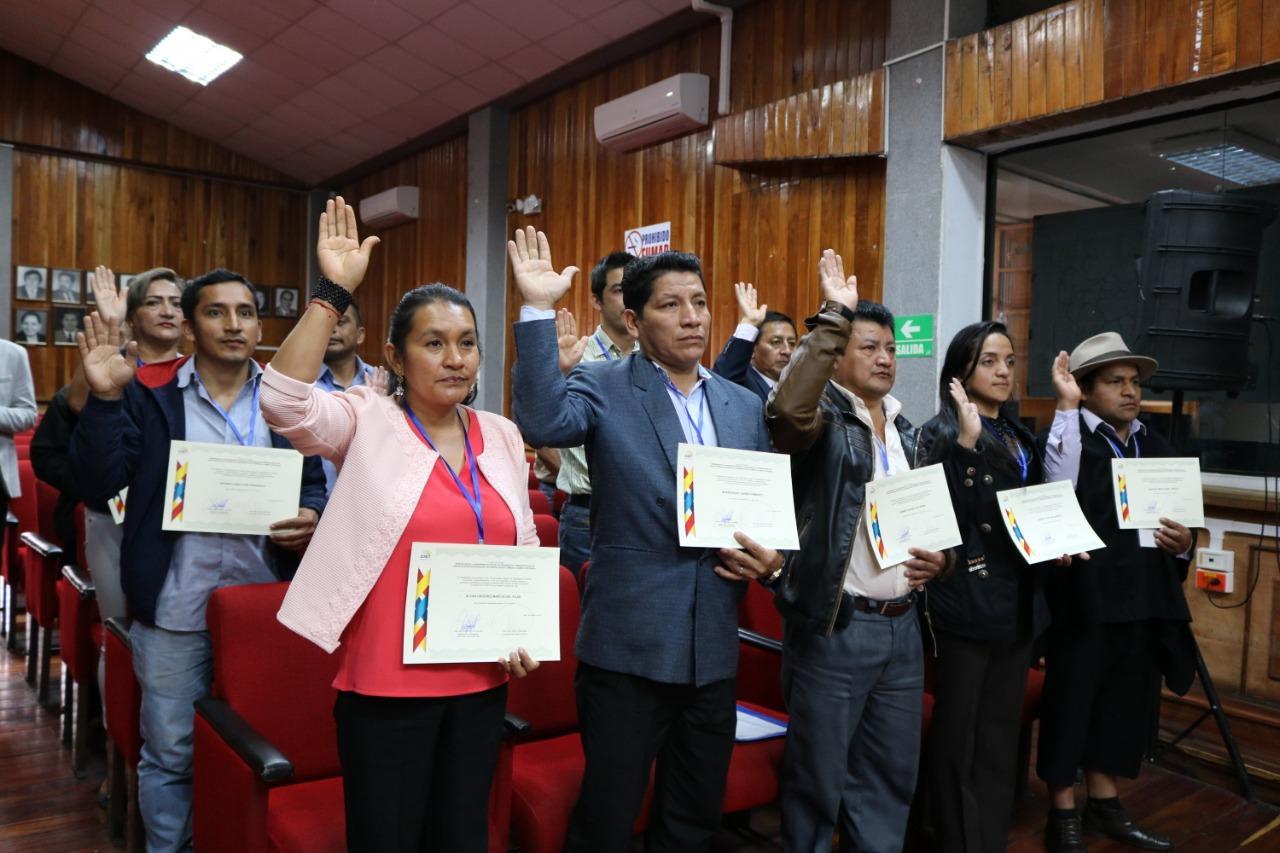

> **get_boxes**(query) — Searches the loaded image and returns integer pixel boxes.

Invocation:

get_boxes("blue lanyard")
[1100,429,1140,459]
[197,375,260,447]
[593,334,616,362]
[661,375,706,445]
[872,435,891,476]
[404,407,485,544]
[982,417,1029,483]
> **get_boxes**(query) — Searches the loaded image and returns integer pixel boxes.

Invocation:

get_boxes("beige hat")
[1068,332,1159,381]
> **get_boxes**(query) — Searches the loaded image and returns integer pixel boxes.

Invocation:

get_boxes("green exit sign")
[894,314,934,358]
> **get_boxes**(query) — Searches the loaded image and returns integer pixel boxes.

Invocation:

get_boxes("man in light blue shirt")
[314,302,373,494]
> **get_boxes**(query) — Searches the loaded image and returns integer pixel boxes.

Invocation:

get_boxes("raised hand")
[317,196,380,291]
[507,226,579,311]
[1051,351,1083,410]
[734,282,767,326]
[370,365,391,396]
[77,312,138,400]
[556,308,587,375]
[90,265,128,328]
[818,249,858,310]
[949,377,982,449]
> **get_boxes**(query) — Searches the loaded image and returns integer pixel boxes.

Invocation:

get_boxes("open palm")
[91,265,128,327]
[317,196,380,290]
[78,312,137,398]
[818,249,859,309]
[507,226,579,310]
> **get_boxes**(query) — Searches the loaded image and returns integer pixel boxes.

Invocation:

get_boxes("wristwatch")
[821,300,857,323]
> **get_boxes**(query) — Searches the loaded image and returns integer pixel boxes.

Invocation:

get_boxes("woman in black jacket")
[920,321,1069,853]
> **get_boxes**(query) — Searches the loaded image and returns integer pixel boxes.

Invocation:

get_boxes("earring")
[393,375,405,398]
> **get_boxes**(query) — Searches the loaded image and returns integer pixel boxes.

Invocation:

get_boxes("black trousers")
[567,663,736,853]
[927,631,1032,853]
[333,685,508,853]
[1036,621,1161,788]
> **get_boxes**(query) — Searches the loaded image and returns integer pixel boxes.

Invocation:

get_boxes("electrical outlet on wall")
[1196,549,1234,573]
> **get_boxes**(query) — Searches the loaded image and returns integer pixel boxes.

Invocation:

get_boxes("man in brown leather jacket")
[766,251,948,852]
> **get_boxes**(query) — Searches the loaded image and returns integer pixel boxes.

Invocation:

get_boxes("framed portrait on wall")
[15,266,47,301]
[52,307,86,345]
[14,308,47,345]
[255,286,271,317]
[51,269,82,304]
[274,287,299,318]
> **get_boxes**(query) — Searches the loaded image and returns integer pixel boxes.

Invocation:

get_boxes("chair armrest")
[105,617,131,647]
[738,627,782,654]
[504,712,532,739]
[19,531,62,558]
[194,697,294,783]
[61,564,95,598]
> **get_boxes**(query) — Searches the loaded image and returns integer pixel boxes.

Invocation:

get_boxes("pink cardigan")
[259,365,538,653]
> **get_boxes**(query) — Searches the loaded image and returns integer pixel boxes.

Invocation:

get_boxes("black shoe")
[1045,811,1088,853]
[1083,798,1173,850]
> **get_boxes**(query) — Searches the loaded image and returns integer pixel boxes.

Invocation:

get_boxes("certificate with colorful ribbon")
[160,440,303,535]
[995,480,1105,564]
[402,543,561,665]
[1110,458,1204,529]
[675,443,799,550]
[861,463,962,569]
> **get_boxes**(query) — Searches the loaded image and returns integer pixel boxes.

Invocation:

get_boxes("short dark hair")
[590,252,634,300]
[620,251,705,317]
[852,299,894,330]
[181,269,257,320]
[758,311,797,336]
[386,284,479,404]
[23,270,39,281]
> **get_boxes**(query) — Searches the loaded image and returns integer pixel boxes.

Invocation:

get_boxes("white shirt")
[830,383,912,601]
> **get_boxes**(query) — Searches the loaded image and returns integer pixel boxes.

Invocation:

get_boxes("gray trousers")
[780,605,924,853]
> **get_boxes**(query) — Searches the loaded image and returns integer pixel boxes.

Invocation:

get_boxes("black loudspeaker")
[1134,190,1277,392]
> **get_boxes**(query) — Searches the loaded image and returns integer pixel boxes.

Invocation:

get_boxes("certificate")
[676,443,799,550]
[995,480,1106,564]
[862,464,963,569]
[160,440,303,535]
[1111,458,1204,529]
[403,543,561,665]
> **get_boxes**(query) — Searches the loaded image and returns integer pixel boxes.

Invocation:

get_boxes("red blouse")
[332,410,516,697]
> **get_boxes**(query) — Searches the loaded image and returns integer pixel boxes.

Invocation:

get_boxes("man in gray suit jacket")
[510,227,783,852]
[0,339,38,518]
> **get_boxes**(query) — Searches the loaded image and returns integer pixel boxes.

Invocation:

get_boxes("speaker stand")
[1151,389,1254,801]
[1151,636,1256,802]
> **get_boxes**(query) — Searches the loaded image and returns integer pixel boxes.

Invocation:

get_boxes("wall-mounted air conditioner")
[358,186,419,230]
[594,73,710,153]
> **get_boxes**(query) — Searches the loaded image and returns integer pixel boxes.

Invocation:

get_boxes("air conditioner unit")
[594,73,710,152]
[358,186,419,230]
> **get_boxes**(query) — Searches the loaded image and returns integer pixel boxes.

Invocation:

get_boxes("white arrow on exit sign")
[900,319,922,339]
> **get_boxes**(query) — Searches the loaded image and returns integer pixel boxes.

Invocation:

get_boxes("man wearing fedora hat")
[1036,332,1196,853]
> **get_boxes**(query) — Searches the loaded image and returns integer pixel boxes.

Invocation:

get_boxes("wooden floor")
[2,619,1278,853]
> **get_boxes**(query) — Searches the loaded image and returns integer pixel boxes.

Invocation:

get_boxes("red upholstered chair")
[193,582,515,853]
[505,567,653,852]
[20,478,66,704]
[3,461,38,654]
[736,582,784,711]
[527,488,552,516]
[528,466,539,489]
[104,618,143,852]
[553,490,568,516]
[57,562,100,774]
[533,513,559,548]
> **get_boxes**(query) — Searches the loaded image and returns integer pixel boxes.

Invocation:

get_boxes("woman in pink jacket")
[260,196,540,853]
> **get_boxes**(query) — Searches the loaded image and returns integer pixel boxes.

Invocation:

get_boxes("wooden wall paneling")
[1011,16,1032,120]
[1027,12,1050,116]
[1142,0,1169,91]
[1060,6,1082,112]
[1189,0,1215,78]
[1120,0,1148,97]
[962,34,982,132]
[1236,0,1263,67]
[978,29,998,128]
[945,40,965,137]
[1264,0,1280,62]
[1044,5,1067,114]
[1171,0,1195,84]
[1212,0,1240,74]
[1082,0,1107,102]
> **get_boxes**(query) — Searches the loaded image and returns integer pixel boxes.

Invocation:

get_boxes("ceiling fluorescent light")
[1152,128,1280,187]
[146,26,242,86]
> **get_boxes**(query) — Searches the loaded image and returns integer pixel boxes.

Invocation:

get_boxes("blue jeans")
[558,502,591,577]
[131,623,213,853]
[780,604,924,853]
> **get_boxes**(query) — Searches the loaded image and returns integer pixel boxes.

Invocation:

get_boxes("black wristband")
[313,276,353,317]
[821,299,857,324]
